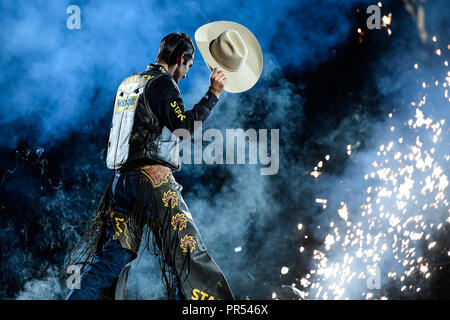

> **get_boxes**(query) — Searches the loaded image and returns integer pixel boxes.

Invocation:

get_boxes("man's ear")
[178,52,187,65]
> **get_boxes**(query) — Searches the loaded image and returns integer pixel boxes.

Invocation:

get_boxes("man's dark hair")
[156,33,195,65]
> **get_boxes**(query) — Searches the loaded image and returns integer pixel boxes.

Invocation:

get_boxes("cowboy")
[65,22,262,300]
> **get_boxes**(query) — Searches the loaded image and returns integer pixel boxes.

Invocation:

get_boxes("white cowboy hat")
[194,21,263,93]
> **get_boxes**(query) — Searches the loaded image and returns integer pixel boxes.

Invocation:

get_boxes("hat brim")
[195,21,263,93]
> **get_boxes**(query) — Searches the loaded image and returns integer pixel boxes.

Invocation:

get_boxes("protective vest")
[106,66,182,171]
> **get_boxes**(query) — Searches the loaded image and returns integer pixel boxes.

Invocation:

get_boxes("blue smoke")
[1,0,448,300]
[0,0,372,148]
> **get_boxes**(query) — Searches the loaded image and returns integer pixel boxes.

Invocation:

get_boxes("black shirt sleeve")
[146,76,218,134]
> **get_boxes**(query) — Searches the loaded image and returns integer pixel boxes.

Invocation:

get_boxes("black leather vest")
[106,65,182,171]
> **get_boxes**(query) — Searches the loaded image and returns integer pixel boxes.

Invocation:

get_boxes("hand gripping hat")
[195,21,263,93]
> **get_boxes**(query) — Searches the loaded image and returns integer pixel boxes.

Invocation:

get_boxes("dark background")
[0,0,449,299]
